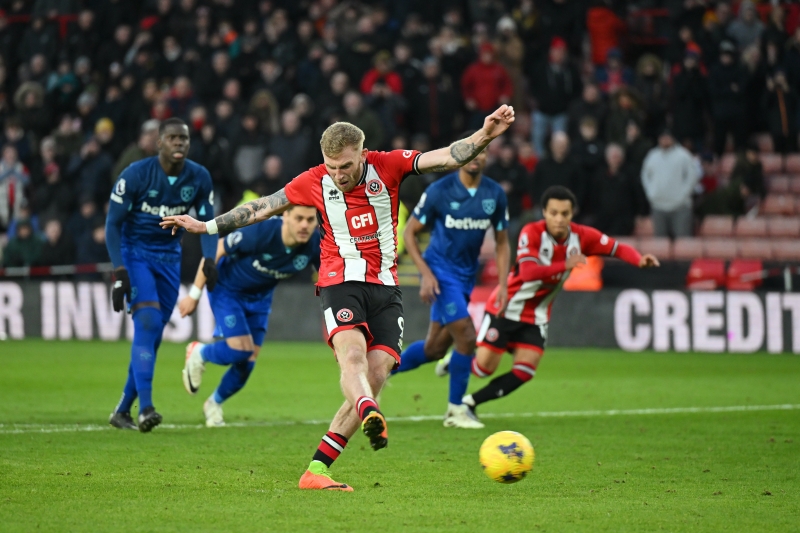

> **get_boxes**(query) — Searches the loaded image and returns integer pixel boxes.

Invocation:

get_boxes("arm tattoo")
[215,189,289,234]
[450,141,478,164]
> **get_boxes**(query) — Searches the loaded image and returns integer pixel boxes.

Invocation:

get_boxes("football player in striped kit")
[161,105,516,491]
[463,186,659,417]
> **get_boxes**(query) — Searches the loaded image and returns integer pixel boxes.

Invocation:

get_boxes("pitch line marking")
[0,404,798,435]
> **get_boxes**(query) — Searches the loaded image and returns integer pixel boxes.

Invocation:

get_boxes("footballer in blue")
[106,118,218,433]
[395,135,510,429]
[177,206,320,427]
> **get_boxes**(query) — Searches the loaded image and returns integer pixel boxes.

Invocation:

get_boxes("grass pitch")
[0,340,798,532]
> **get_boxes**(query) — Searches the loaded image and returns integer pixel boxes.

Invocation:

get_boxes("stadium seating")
[726,259,764,290]
[633,217,654,237]
[759,153,783,174]
[699,215,733,236]
[785,153,800,173]
[767,216,800,237]
[720,153,737,175]
[686,259,726,289]
[738,239,773,259]
[772,240,800,260]
[755,133,774,153]
[762,194,796,216]
[769,175,790,193]
[637,237,671,260]
[790,177,800,194]
[734,217,768,237]
[673,238,705,260]
[704,238,738,259]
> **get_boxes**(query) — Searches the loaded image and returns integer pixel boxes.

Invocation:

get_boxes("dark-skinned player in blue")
[177,205,320,427]
[394,133,511,429]
[106,117,218,432]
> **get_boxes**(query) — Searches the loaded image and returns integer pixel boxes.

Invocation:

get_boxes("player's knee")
[422,340,447,359]
[233,360,254,378]
[454,333,477,355]
[339,345,367,369]
[226,336,255,354]
[471,358,495,378]
[133,306,162,334]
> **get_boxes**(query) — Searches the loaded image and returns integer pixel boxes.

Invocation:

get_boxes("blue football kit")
[413,172,509,325]
[198,218,320,407]
[394,172,509,408]
[106,156,217,418]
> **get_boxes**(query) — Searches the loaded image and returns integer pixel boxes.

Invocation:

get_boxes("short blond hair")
[320,122,365,157]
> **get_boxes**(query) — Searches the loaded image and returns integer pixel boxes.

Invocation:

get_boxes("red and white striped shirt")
[485,220,641,325]
[284,149,421,287]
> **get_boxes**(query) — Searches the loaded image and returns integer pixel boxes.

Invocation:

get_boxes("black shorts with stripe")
[319,281,404,363]
[476,312,546,355]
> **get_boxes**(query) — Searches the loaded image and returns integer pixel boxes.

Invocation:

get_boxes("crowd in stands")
[1,0,799,268]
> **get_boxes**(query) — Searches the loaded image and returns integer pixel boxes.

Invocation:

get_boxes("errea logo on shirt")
[141,202,189,217]
[444,214,491,230]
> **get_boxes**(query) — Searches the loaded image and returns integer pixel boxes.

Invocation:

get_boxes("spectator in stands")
[592,143,636,236]
[530,37,581,157]
[532,131,584,211]
[635,54,667,140]
[567,82,607,140]
[460,42,513,129]
[709,40,747,155]
[15,81,50,140]
[343,90,385,150]
[699,144,764,217]
[0,145,26,231]
[762,5,788,60]
[494,16,526,112]
[360,50,403,97]
[624,120,653,216]
[51,114,82,158]
[2,117,32,164]
[671,47,708,150]
[32,162,72,223]
[231,113,267,188]
[269,110,311,181]
[763,70,798,154]
[409,57,457,149]
[248,90,280,137]
[571,116,605,187]
[641,129,699,238]
[74,218,109,265]
[94,117,124,163]
[4,217,40,267]
[167,76,197,121]
[18,17,58,65]
[38,218,74,267]
[595,48,633,95]
[586,0,626,68]
[255,59,293,110]
[537,0,585,58]
[605,87,644,146]
[486,142,530,226]
[112,119,159,180]
[254,155,285,197]
[66,136,113,208]
[727,0,763,51]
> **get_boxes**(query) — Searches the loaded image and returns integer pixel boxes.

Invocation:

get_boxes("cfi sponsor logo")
[337,308,353,322]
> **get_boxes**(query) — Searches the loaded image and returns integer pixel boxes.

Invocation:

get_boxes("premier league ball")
[479,431,535,483]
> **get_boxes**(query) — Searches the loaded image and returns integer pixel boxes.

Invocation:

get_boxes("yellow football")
[479,431,535,483]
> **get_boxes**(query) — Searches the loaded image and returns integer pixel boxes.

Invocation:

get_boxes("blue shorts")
[208,286,272,347]
[429,266,474,325]
[123,249,181,324]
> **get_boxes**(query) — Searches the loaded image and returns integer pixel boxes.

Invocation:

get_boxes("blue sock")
[449,350,473,405]
[115,363,137,413]
[201,341,252,365]
[213,361,255,403]
[392,340,430,374]
[130,307,163,413]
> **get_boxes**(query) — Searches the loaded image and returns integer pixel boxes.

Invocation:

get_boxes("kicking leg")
[300,349,395,491]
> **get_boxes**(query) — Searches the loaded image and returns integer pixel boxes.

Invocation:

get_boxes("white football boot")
[434,351,452,377]
[203,397,225,427]
[182,341,205,395]
[443,402,485,429]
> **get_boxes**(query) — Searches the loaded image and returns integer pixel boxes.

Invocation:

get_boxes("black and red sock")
[312,431,348,468]
[356,396,381,421]
[470,362,536,406]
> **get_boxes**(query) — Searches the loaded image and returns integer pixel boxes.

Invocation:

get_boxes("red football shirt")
[284,149,421,287]
[486,221,632,324]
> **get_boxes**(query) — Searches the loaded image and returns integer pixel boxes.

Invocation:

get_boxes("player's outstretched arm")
[493,229,511,315]
[416,105,515,173]
[160,189,293,235]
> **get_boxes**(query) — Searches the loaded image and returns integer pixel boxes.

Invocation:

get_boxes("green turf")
[0,340,798,532]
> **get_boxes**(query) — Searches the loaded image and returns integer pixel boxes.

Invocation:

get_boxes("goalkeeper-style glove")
[112,267,131,312]
[203,259,218,291]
